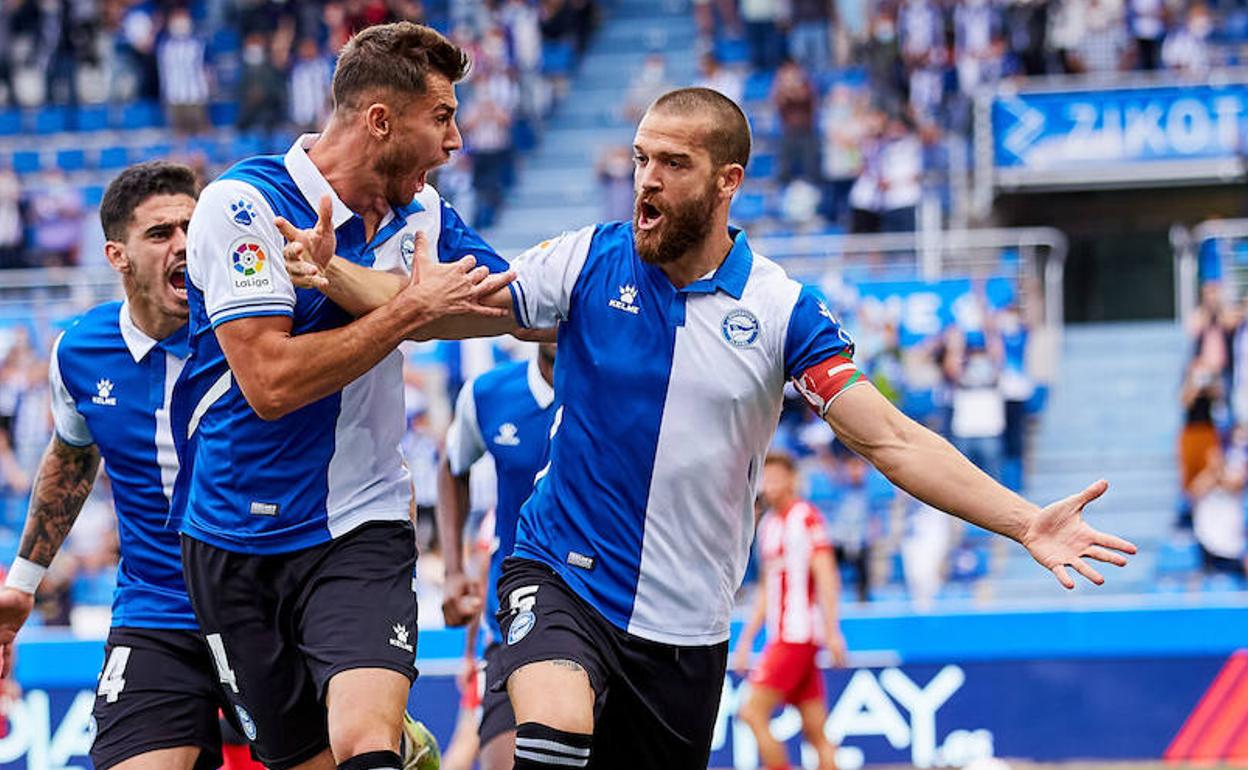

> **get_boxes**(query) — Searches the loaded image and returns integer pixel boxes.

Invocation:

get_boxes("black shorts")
[182,520,420,770]
[90,627,227,770]
[491,558,728,770]
[480,643,517,746]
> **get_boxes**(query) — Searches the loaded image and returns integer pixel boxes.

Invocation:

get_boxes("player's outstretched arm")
[0,436,101,671]
[810,550,848,667]
[436,457,482,627]
[823,384,1137,589]
[218,237,508,421]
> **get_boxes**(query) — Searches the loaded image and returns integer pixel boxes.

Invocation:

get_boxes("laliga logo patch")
[400,233,417,270]
[235,705,258,741]
[228,238,273,296]
[722,309,760,347]
[508,610,536,645]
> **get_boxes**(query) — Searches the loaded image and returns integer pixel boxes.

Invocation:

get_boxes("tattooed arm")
[0,435,101,674]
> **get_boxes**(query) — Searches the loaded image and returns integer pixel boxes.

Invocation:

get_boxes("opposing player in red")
[732,452,846,770]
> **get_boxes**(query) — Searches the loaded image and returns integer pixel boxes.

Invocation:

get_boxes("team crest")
[235,705,257,741]
[722,309,760,348]
[508,610,536,645]
[230,199,255,227]
[400,233,417,269]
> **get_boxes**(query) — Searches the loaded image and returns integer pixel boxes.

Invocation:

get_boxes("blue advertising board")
[989,78,1248,188]
[1,601,1245,769]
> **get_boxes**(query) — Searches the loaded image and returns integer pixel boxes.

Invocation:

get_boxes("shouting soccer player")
[437,343,558,770]
[173,22,511,770]
[732,452,845,770]
[0,162,237,770]
[282,86,1137,770]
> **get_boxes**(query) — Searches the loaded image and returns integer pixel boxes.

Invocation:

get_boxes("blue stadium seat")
[98,146,130,170]
[730,190,766,223]
[55,148,86,172]
[542,43,574,76]
[1156,541,1201,574]
[76,104,110,132]
[748,153,775,178]
[139,143,174,162]
[119,100,164,130]
[83,184,105,208]
[33,106,70,134]
[0,109,21,136]
[230,134,265,160]
[743,72,775,102]
[11,150,40,174]
[714,37,749,65]
[209,101,238,128]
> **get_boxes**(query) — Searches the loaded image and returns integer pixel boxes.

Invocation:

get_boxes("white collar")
[284,134,357,230]
[527,356,555,409]
[118,301,159,363]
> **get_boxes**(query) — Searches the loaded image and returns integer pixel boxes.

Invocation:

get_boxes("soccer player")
[731,453,845,770]
[436,343,558,770]
[0,161,230,770]
[173,22,513,770]
[281,86,1137,770]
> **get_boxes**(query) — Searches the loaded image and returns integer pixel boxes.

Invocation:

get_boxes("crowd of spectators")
[1179,279,1248,579]
[684,0,1224,234]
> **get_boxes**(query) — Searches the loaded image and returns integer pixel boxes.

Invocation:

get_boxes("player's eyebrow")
[434,101,457,116]
[143,218,190,238]
[651,150,693,164]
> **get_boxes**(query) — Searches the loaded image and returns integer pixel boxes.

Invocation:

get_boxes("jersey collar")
[526,356,555,409]
[119,302,189,362]
[678,227,753,300]
[284,134,361,230]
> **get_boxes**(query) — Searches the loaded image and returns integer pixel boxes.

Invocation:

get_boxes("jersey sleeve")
[444,378,487,477]
[508,225,596,329]
[802,505,833,552]
[436,197,510,274]
[784,285,864,417]
[186,179,295,328]
[48,334,93,447]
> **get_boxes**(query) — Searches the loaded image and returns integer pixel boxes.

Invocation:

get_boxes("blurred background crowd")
[0,0,1241,637]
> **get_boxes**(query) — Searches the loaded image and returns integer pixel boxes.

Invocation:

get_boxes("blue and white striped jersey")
[50,302,195,629]
[508,223,858,645]
[174,135,508,554]
[444,357,556,646]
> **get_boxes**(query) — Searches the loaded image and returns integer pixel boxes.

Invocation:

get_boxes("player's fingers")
[455,254,479,274]
[1076,479,1109,508]
[411,231,431,265]
[316,195,333,236]
[1083,545,1128,567]
[1093,530,1138,555]
[1069,557,1104,585]
[1050,564,1075,590]
[273,216,300,242]
[464,265,491,286]
[475,269,516,297]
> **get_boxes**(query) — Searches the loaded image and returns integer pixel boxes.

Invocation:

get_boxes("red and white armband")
[793,354,867,416]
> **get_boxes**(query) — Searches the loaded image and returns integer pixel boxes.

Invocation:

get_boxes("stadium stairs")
[484,0,698,253]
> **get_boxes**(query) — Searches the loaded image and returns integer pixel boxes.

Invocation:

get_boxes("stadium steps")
[485,0,699,253]
[987,321,1186,598]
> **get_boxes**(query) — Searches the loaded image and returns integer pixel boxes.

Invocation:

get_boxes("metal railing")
[1171,217,1248,321]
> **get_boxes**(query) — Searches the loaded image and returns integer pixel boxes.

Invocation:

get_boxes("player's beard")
[373,141,423,207]
[633,178,718,266]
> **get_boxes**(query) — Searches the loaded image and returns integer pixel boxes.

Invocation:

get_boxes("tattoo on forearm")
[18,437,100,567]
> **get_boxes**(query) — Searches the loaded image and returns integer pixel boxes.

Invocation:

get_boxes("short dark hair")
[332,22,469,111]
[99,161,199,241]
[649,87,751,169]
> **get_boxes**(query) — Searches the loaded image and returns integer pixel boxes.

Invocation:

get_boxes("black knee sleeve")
[513,722,593,769]
[338,750,402,770]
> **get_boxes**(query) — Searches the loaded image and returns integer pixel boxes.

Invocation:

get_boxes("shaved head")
[647,87,751,169]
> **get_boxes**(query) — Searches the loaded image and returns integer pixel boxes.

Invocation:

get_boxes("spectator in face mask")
[237,33,286,134]
[157,8,209,136]
[1163,3,1213,75]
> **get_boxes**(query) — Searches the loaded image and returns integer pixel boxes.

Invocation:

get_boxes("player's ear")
[719,163,745,199]
[365,102,391,139]
[104,240,130,275]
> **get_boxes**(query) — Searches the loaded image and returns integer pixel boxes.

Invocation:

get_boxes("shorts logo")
[230,199,255,227]
[400,233,417,270]
[722,309,760,348]
[235,705,257,741]
[389,623,414,653]
[508,610,535,645]
[228,238,272,296]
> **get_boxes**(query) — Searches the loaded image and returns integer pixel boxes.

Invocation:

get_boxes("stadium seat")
[209,101,239,128]
[11,150,40,174]
[748,153,775,179]
[119,100,164,130]
[33,106,71,134]
[98,146,130,170]
[714,37,749,65]
[743,72,775,102]
[83,184,105,207]
[230,134,265,160]
[1156,541,1201,574]
[542,43,574,77]
[55,148,86,173]
[730,190,766,224]
[0,109,21,136]
[77,104,110,132]
[138,143,174,163]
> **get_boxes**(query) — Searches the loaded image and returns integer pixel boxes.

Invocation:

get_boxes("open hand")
[1022,479,1137,589]
[400,232,515,323]
[275,194,335,290]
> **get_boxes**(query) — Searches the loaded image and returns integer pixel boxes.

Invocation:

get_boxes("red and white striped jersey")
[757,500,834,645]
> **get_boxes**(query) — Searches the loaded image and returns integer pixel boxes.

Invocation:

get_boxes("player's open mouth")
[168,264,187,298]
[637,201,664,230]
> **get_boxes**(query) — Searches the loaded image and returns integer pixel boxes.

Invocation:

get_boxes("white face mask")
[243,45,265,65]
[169,16,192,36]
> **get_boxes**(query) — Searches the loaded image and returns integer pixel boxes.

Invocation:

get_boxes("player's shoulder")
[475,359,528,396]
[198,154,294,222]
[742,249,803,304]
[56,301,124,355]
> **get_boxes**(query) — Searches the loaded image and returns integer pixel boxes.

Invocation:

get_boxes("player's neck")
[305,126,388,232]
[773,495,798,514]
[126,292,183,342]
[657,227,735,289]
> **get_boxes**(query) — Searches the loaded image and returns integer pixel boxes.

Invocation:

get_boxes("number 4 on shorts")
[98,646,131,703]
[206,633,240,694]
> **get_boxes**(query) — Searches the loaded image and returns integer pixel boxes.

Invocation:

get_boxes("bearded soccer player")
[732,453,845,770]
[173,22,512,770]
[280,86,1137,769]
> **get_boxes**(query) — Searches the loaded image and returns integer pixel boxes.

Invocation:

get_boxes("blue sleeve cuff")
[509,282,531,329]
[209,307,295,329]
